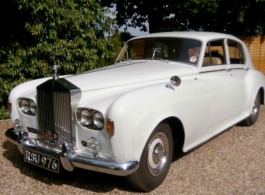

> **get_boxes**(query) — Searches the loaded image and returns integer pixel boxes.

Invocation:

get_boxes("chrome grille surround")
[37,78,81,148]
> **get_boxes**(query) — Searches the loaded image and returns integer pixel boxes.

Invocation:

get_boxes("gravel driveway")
[0,107,265,195]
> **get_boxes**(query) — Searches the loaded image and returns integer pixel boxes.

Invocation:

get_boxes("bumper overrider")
[5,128,139,176]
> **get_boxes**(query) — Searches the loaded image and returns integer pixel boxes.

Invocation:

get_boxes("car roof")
[129,31,241,43]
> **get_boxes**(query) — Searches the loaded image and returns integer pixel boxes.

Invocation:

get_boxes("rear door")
[226,39,249,112]
[198,39,240,130]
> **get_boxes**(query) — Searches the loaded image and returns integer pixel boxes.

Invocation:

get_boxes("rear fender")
[245,70,265,113]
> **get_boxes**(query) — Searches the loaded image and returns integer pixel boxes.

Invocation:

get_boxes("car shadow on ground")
[2,140,140,193]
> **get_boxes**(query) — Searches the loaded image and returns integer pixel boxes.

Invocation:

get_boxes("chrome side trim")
[5,128,138,176]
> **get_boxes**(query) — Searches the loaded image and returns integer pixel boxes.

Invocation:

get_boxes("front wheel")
[126,123,173,192]
[240,91,261,126]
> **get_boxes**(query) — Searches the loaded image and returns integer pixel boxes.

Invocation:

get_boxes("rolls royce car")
[5,32,265,192]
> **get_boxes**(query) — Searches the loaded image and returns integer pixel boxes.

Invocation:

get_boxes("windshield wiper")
[152,48,161,60]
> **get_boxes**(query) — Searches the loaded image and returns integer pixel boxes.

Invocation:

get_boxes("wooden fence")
[238,36,265,74]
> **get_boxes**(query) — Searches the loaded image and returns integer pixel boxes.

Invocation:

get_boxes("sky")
[119,25,149,36]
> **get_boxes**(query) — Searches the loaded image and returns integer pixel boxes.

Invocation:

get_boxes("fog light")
[14,119,23,133]
[87,137,100,155]
[53,132,59,141]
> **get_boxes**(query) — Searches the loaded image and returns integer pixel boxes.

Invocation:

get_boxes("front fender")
[9,75,71,127]
[9,77,51,125]
[107,79,210,161]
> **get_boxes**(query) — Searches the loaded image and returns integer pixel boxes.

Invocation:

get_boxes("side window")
[227,39,245,64]
[203,39,226,66]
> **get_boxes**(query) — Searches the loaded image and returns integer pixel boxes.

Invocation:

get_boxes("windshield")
[117,37,202,66]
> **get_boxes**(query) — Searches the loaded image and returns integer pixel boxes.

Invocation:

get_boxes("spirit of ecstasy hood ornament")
[52,65,60,80]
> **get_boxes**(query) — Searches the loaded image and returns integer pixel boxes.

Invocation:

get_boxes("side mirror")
[165,76,181,90]
[170,76,181,86]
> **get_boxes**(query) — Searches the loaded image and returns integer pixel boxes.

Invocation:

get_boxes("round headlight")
[93,112,104,129]
[21,100,29,113]
[81,110,92,126]
[29,101,37,115]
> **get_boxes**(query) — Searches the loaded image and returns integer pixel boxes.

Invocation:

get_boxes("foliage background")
[1,0,265,119]
[0,0,123,119]
[102,0,265,34]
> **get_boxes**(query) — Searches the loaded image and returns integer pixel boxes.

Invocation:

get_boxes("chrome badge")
[44,130,51,141]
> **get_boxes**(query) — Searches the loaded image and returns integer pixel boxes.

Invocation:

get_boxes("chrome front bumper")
[5,128,138,176]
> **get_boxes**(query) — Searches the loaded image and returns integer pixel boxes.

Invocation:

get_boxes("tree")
[120,31,134,43]
[101,0,166,33]
[102,0,265,35]
[100,30,124,65]
[0,0,116,116]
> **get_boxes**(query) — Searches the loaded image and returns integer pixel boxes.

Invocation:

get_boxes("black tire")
[126,123,173,192]
[240,91,261,126]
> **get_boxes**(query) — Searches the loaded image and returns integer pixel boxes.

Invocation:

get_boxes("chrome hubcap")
[251,96,259,119]
[253,106,258,115]
[147,132,169,176]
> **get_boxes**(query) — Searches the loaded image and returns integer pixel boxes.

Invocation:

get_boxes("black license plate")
[24,148,60,173]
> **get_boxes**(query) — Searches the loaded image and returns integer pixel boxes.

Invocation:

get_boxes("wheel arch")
[133,116,185,162]
[160,117,185,155]
[259,87,264,105]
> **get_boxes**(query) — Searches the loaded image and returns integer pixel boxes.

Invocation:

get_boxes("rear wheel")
[240,92,260,126]
[126,123,173,192]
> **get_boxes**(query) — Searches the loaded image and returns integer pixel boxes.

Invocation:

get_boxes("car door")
[198,39,240,132]
[226,39,249,112]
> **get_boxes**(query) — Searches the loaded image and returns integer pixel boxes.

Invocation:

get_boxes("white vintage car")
[5,32,265,192]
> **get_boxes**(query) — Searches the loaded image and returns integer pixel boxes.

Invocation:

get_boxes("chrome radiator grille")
[37,78,81,147]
